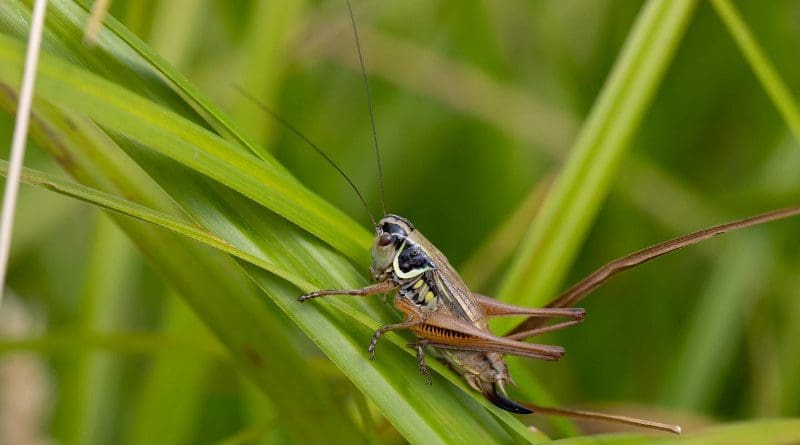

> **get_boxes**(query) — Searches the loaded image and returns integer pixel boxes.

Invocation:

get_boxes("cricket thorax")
[370,215,441,310]
[391,240,439,309]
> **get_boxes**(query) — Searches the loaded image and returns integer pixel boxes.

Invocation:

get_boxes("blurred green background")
[1,0,799,444]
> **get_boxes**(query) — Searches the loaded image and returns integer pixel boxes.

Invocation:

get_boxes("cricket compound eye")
[378,232,393,246]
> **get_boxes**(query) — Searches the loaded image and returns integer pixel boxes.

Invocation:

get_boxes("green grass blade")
[2,1,797,442]
[0,91,364,444]
[225,0,305,151]
[53,214,136,445]
[3,148,542,443]
[0,3,543,441]
[69,0,269,156]
[496,0,698,314]
[710,0,800,139]
[9,155,530,440]
[0,161,316,291]
[146,0,205,71]
[121,144,538,443]
[0,33,371,263]
[125,295,213,445]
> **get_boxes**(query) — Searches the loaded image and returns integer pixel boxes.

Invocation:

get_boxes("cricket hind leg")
[424,340,563,361]
[409,304,568,360]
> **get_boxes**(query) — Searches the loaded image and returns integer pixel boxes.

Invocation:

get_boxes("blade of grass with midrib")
[0,4,543,441]
[0,87,363,444]
[0,0,372,263]
[496,0,698,320]
[6,157,547,442]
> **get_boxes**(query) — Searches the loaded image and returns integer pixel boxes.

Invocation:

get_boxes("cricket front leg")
[298,280,397,302]
[365,297,430,361]
[368,318,424,360]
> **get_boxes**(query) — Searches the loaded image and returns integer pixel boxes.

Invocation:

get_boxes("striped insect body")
[305,213,576,413]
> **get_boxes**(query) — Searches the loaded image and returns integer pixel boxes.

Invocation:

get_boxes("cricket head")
[370,214,414,279]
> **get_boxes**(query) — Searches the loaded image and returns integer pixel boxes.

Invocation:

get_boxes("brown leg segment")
[408,340,432,384]
[409,311,566,360]
[298,280,397,302]
[368,318,424,360]
[392,297,566,361]
[424,341,562,361]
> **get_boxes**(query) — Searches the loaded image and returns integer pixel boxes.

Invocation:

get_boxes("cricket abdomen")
[438,349,532,414]
[414,322,471,340]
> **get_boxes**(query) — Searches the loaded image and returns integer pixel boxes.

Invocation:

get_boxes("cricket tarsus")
[346,0,386,216]
[409,341,432,385]
[508,206,800,336]
[522,403,682,434]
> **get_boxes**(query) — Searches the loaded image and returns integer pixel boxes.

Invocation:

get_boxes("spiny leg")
[408,340,431,384]
[368,319,423,360]
[424,341,563,361]
[298,280,396,302]
[415,310,567,360]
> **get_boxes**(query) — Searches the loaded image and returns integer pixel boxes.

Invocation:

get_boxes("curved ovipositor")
[478,380,532,414]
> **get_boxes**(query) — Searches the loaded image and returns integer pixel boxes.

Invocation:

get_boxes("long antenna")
[234,86,378,227]
[346,0,386,216]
